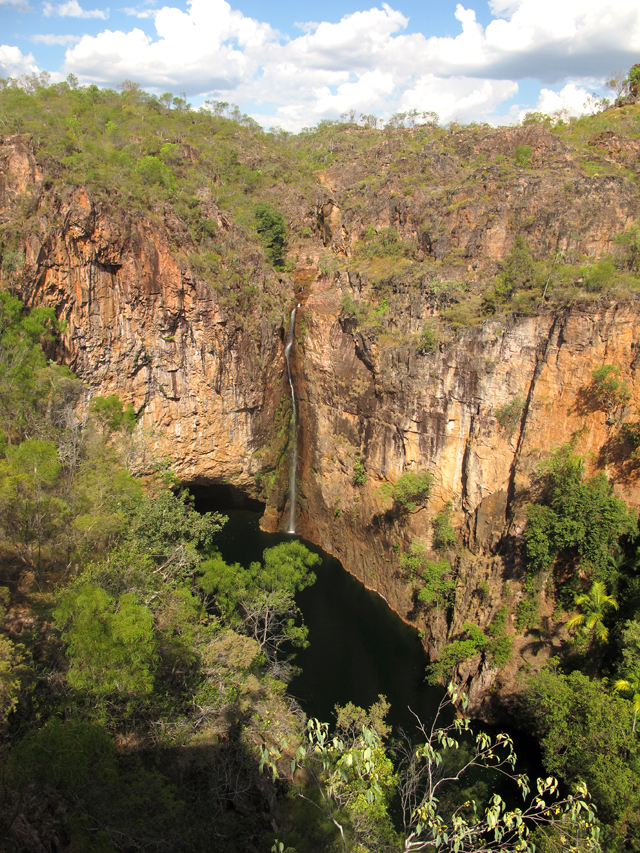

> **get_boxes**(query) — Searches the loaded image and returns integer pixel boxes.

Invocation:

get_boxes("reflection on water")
[213,510,444,733]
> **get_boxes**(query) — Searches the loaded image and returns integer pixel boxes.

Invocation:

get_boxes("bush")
[590,364,631,421]
[494,235,535,300]
[523,445,636,581]
[416,325,438,355]
[391,471,434,513]
[514,144,533,167]
[136,155,175,191]
[353,454,367,486]
[432,502,456,550]
[495,394,525,436]
[254,202,287,267]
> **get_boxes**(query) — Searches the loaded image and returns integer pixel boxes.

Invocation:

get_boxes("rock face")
[293,274,640,712]
[1,137,291,502]
[4,119,640,714]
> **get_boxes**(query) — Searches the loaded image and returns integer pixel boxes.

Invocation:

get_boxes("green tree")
[391,471,434,513]
[590,364,631,423]
[126,488,226,581]
[136,154,175,191]
[432,502,457,550]
[265,686,600,853]
[614,669,640,733]
[495,235,535,300]
[495,395,525,437]
[54,584,157,700]
[0,292,58,445]
[523,445,636,581]
[0,438,68,567]
[90,394,137,435]
[565,580,618,644]
[0,587,23,723]
[199,541,320,668]
[261,697,396,853]
[254,201,287,267]
[524,669,640,839]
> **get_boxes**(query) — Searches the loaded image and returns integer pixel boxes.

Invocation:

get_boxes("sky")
[1,0,639,131]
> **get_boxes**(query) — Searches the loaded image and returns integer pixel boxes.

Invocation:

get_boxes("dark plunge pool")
[209,508,444,733]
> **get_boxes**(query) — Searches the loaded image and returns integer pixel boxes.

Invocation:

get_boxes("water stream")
[284,306,298,534]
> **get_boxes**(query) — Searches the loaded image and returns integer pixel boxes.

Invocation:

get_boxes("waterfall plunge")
[284,307,298,534]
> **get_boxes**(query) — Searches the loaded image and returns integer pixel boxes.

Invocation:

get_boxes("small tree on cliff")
[254,202,287,268]
[391,471,434,514]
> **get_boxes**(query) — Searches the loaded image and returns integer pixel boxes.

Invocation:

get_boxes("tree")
[261,697,396,853]
[613,669,640,733]
[565,580,618,644]
[391,471,434,513]
[54,583,157,701]
[523,445,636,581]
[0,438,69,567]
[525,669,640,838]
[432,502,457,551]
[198,541,320,669]
[495,235,535,299]
[254,201,287,267]
[262,685,600,853]
[0,587,23,723]
[605,70,629,100]
[614,618,640,733]
[125,488,226,581]
[590,364,631,423]
[0,292,58,445]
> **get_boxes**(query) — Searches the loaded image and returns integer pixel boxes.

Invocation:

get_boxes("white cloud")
[399,75,519,125]
[43,0,109,19]
[533,82,597,117]
[32,33,82,45]
[293,21,320,34]
[0,44,39,77]
[57,0,640,131]
[0,0,32,10]
[122,6,157,18]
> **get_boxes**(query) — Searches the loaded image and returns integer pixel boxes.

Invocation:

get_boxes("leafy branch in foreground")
[261,684,600,853]
[395,684,599,852]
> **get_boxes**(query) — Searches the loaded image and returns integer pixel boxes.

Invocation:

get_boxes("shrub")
[514,144,533,167]
[353,454,367,486]
[495,235,535,299]
[432,502,456,550]
[426,622,485,684]
[254,202,287,267]
[590,364,631,421]
[391,471,434,513]
[523,445,636,581]
[495,394,525,436]
[136,155,175,191]
[416,325,438,355]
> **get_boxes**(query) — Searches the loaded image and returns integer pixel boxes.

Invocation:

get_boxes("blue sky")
[1,0,638,130]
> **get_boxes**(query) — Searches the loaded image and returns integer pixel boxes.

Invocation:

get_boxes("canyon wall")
[294,278,640,711]
[4,119,640,713]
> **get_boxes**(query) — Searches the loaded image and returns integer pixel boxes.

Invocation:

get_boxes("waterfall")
[284,306,298,534]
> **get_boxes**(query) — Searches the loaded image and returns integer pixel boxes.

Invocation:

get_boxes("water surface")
[213,509,444,733]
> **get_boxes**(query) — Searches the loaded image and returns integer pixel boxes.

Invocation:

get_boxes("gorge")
[2,81,640,851]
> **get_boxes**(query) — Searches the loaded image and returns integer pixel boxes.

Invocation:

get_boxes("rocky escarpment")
[1,135,293,507]
[4,107,640,714]
[294,277,640,713]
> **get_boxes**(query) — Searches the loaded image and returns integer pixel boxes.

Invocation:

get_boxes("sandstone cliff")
[3,106,640,713]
